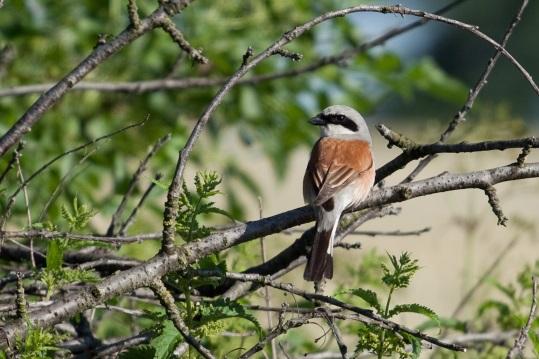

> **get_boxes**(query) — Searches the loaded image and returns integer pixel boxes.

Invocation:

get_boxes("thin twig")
[284,227,431,238]
[127,0,141,29]
[239,315,313,359]
[376,0,532,184]
[0,119,147,232]
[258,197,277,359]
[0,142,24,185]
[13,144,35,268]
[38,147,98,222]
[0,229,162,244]
[107,132,170,235]
[118,172,163,236]
[506,276,537,358]
[160,17,208,64]
[320,309,348,358]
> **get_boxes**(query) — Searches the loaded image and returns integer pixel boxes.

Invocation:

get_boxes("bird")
[303,105,375,282]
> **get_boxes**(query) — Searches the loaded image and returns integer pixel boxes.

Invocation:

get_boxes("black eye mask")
[319,113,359,132]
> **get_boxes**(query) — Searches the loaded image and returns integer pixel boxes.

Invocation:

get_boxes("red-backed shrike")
[303,105,375,281]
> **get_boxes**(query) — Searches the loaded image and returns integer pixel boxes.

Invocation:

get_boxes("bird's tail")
[303,228,333,281]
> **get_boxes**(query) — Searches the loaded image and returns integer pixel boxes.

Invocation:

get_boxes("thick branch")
[1,162,537,347]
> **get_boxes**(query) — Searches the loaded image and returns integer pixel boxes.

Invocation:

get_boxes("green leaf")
[416,316,466,333]
[151,177,170,190]
[196,299,263,338]
[382,252,420,289]
[388,304,440,327]
[348,288,382,312]
[150,320,182,359]
[477,299,511,318]
[119,345,156,359]
[46,240,64,271]
[401,333,422,359]
[529,329,539,357]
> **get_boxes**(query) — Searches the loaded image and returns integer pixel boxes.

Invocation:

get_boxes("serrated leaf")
[119,345,156,359]
[388,304,439,327]
[348,288,381,312]
[150,320,182,359]
[196,299,262,338]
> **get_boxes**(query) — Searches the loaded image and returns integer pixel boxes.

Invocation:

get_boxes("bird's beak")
[308,116,325,126]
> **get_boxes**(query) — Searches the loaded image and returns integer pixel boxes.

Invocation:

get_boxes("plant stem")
[378,286,395,359]
[187,195,203,242]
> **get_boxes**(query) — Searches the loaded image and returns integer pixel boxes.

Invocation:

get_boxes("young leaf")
[388,304,440,327]
[348,288,382,312]
[382,252,419,289]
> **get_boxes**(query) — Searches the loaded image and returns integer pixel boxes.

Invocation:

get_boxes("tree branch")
[385,0,531,184]
[149,279,216,359]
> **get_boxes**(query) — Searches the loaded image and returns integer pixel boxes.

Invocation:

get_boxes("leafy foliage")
[124,299,261,359]
[15,326,65,359]
[340,252,438,358]
[175,171,231,242]
[38,198,99,299]
[381,252,420,289]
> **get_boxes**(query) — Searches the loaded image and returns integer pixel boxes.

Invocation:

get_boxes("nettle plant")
[39,198,100,299]
[121,172,264,358]
[339,252,439,358]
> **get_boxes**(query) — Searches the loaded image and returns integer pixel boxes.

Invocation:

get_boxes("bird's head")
[309,105,371,142]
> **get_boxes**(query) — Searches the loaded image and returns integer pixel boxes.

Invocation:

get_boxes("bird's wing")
[304,138,373,209]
